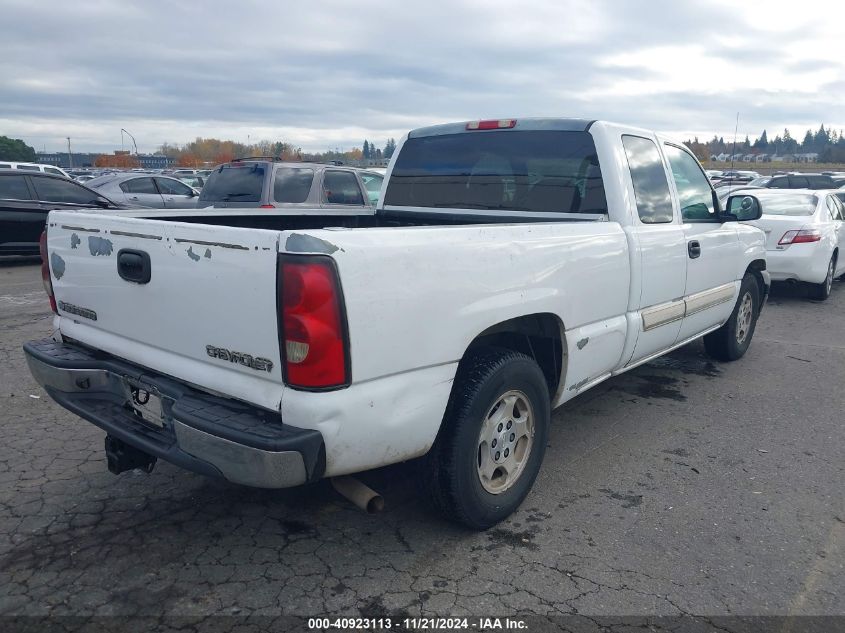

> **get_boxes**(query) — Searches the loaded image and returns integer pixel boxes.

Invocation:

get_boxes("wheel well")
[464,313,564,397]
[746,259,767,297]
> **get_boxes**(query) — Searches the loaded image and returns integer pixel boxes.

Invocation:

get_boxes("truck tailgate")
[46,211,284,411]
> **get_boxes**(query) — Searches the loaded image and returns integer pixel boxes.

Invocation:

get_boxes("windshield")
[199,164,266,203]
[757,193,818,216]
[383,130,607,215]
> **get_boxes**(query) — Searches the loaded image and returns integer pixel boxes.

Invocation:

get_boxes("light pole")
[67,137,73,169]
[120,128,138,155]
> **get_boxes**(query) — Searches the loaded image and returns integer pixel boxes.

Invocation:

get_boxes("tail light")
[778,229,821,245]
[39,230,57,314]
[279,256,349,389]
[466,119,517,130]
[259,204,275,209]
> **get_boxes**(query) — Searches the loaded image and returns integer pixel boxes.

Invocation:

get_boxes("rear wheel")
[807,255,835,301]
[703,273,760,362]
[420,349,550,530]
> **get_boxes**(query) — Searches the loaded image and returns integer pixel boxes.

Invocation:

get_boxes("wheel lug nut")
[497,423,503,432]
[507,421,512,429]
[510,433,515,442]
[504,448,510,457]
[491,439,497,448]
[495,451,501,460]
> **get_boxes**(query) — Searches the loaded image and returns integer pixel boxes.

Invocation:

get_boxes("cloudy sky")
[2,0,843,154]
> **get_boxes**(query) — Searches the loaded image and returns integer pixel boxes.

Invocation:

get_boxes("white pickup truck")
[25,118,769,529]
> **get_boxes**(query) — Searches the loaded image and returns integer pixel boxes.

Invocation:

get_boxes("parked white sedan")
[739,189,845,300]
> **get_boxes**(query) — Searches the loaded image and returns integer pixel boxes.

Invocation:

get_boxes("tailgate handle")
[117,249,151,284]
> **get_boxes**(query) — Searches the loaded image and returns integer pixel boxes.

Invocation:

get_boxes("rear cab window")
[199,164,266,204]
[273,167,314,203]
[383,130,608,216]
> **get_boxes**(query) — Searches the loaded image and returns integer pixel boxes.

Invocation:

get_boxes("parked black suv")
[0,170,122,256]
[747,173,836,190]
[197,158,373,211]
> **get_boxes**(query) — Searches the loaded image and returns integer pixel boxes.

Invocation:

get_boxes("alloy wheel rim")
[735,292,753,344]
[476,390,535,495]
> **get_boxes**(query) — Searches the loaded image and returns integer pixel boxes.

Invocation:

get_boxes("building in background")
[37,152,174,169]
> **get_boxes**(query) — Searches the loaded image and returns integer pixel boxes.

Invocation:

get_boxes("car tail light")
[259,204,275,208]
[778,229,822,245]
[39,230,57,313]
[466,119,517,130]
[279,256,349,389]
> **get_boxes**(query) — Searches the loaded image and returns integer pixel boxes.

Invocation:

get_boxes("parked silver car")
[85,173,200,208]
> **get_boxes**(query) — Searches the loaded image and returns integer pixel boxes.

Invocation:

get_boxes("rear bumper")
[23,338,325,488]
[765,245,829,284]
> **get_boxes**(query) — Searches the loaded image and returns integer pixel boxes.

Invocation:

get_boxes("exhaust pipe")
[331,476,384,514]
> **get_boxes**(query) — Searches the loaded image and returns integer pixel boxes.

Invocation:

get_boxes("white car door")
[620,134,688,366]
[662,143,744,343]
[120,177,165,208]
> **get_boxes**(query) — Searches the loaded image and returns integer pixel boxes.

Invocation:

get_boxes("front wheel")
[420,349,550,530]
[703,273,760,362]
[807,255,835,301]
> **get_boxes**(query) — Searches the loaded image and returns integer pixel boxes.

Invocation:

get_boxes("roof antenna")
[727,112,740,199]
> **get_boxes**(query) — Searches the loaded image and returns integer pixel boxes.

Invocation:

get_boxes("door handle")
[688,240,701,259]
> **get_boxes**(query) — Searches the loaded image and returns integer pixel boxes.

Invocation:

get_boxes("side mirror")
[725,195,762,221]
[94,197,111,208]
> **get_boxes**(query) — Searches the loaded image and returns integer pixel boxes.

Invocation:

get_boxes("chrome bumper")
[23,339,324,488]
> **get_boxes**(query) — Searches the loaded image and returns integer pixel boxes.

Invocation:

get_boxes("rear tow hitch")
[105,436,157,475]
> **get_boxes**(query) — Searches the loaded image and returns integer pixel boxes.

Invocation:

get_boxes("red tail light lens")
[280,256,348,389]
[39,230,57,314]
[778,229,821,245]
[466,119,517,130]
[259,204,275,209]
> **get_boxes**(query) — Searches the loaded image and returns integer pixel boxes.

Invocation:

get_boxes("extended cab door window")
[622,135,674,224]
[663,144,717,221]
[322,171,364,205]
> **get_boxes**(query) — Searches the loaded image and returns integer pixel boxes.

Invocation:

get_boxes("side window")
[322,171,364,205]
[808,175,833,189]
[274,168,315,203]
[120,178,158,194]
[769,177,789,188]
[621,135,674,224]
[44,167,63,176]
[0,175,32,200]
[663,144,717,221]
[31,177,96,204]
[156,177,193,196]
[16,165,40,171]
[789,175,809,188]
[825,196,841,220]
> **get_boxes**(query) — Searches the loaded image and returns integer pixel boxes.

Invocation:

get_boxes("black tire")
[807,255,835,301]
[420,348,550,530]
[703,273,760,362]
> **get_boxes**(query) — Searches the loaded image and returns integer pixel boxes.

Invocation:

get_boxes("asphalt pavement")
[0,259,842,622]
